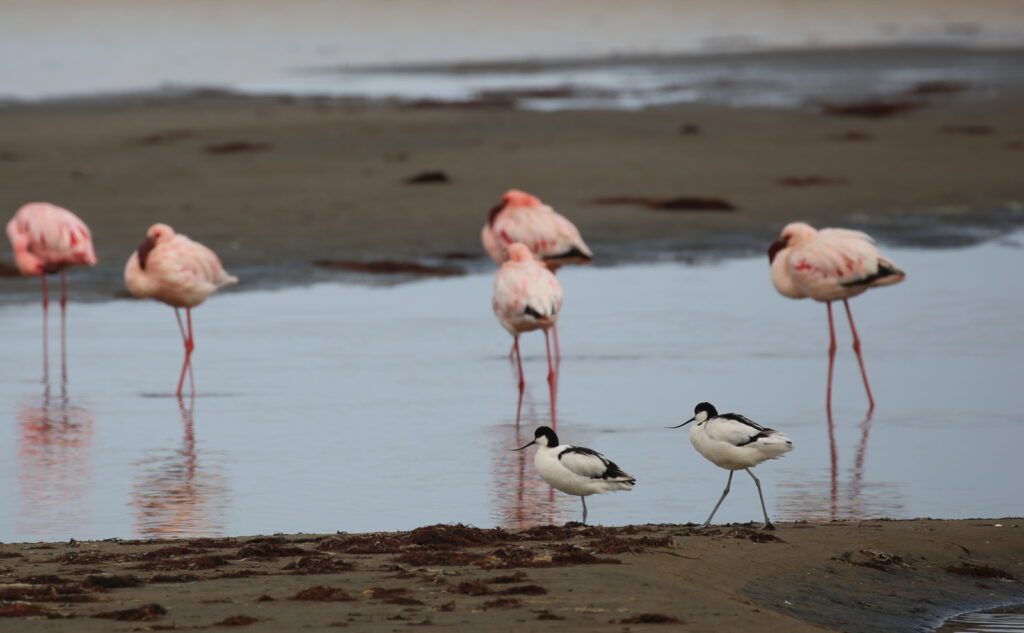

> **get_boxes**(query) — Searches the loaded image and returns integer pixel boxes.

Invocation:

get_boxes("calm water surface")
[1,235,1022,542]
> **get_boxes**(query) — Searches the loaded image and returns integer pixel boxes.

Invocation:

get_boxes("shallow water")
[0,235,1022,542]
[2,1,1024,103]
[937,606,1024,633]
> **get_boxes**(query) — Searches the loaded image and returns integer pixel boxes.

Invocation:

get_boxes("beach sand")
[1,92,1022,289]
[0,520,1021,632]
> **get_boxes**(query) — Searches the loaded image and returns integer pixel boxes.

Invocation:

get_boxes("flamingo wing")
[787,228,892,289]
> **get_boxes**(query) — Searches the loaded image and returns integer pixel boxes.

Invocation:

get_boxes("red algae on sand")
[591,195,737,211]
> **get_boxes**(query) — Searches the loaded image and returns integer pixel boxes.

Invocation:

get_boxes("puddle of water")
[937,605,1024,633]
[0,235,1021,541]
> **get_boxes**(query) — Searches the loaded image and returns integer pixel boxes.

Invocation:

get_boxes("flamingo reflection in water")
[130,396,228,538]
[490,398,566,529]
[17,378,95,538]
[776,408,901,522]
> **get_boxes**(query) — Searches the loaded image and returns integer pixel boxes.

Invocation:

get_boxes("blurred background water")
[2,0,1024,104]
[0,233,1021,542]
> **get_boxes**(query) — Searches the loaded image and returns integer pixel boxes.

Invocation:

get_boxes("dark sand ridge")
[0,520,1021,632]
[1,93,1022,288]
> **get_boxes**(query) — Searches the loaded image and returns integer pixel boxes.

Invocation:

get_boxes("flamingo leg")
[826,403,839,522]
[825,302,837,415]
[175,309,195,396]
[513,336,524,392]
[843,299,875,412]
[59,270,67,382]
[40,275,49,383]
[186,308,196,395]
[552,322,561,366]
[544,328,558,428]
[745,468,775,530]
[699,470,733,529]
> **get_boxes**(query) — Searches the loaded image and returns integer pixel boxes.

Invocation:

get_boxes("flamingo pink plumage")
[482,189,592,270]
[493,243,563,424]
[6,202,99,378]
[124,223,238,396]
[768,222,905,411]
[483,189,591,363]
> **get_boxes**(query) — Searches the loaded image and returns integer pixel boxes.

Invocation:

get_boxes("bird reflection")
[130,396,228,538]
[510,351,559,428]
[776,407,901,521]
[491,398,566,528]
[17,377,95,537]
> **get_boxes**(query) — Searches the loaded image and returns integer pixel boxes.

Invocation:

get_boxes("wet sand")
[0,520,1021,632]
[1,91,1023,293]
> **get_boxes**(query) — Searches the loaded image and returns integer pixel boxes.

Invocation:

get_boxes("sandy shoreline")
[1,89,1023,301]
[0,520,1021,632]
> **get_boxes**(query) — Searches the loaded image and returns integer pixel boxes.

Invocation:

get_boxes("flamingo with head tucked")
[124,223,237,396]
[768,222,905,411]
[493,243,563,424]
[483,189,590,361]
[482,189,592,270]
[6,202,98,377]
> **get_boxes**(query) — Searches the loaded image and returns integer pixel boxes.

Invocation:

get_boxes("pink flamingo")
[492,243,563,424]
[482,189,591,360]
[6,202,98,378]
[768,222,905,411]
[124,223,237,396]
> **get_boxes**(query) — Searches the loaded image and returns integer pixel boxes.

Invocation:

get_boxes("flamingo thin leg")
[843,299,875,412]
[552,322,561,366]
[60,270,67,382]
[186,308,196,395]
[544,329,558,428]
[826,302,837,415]
[175,308,194,396]
[40,275,50,383]
[513,336,524,392]
[513,336,525,425]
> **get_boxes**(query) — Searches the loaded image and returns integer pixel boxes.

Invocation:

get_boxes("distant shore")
[1,79,1023,302]
[1,519,1021,632]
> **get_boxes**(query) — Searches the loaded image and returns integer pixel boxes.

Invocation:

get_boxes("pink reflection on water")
[17,380,95,537]
[129,396,228,538]
[777,407,902,521]
[491,397,566,528]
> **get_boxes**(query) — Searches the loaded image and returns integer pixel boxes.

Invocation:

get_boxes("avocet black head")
[511,426,559,451]
[667,402,719,429]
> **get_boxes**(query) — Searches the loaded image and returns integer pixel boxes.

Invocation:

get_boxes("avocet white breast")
[513,426,635,525]
[669,402,793,530]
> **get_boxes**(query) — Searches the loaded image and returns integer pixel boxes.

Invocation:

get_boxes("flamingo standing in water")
[6,202,98,378]
[493,243,563,423]
[482,189,591,360]
[124,223,237,396]
[768,222,905,411]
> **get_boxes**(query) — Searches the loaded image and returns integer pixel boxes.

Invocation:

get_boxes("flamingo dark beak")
[511,440,537,451]
[666,417,695,429]
[768,236,788,264]
[136,235,157,270]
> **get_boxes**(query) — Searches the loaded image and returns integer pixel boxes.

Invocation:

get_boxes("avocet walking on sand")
[492,243,563,391]
[513,426,635,525]
[768,222,905,411]
[669,402,792,530]
[124,223,237,396]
